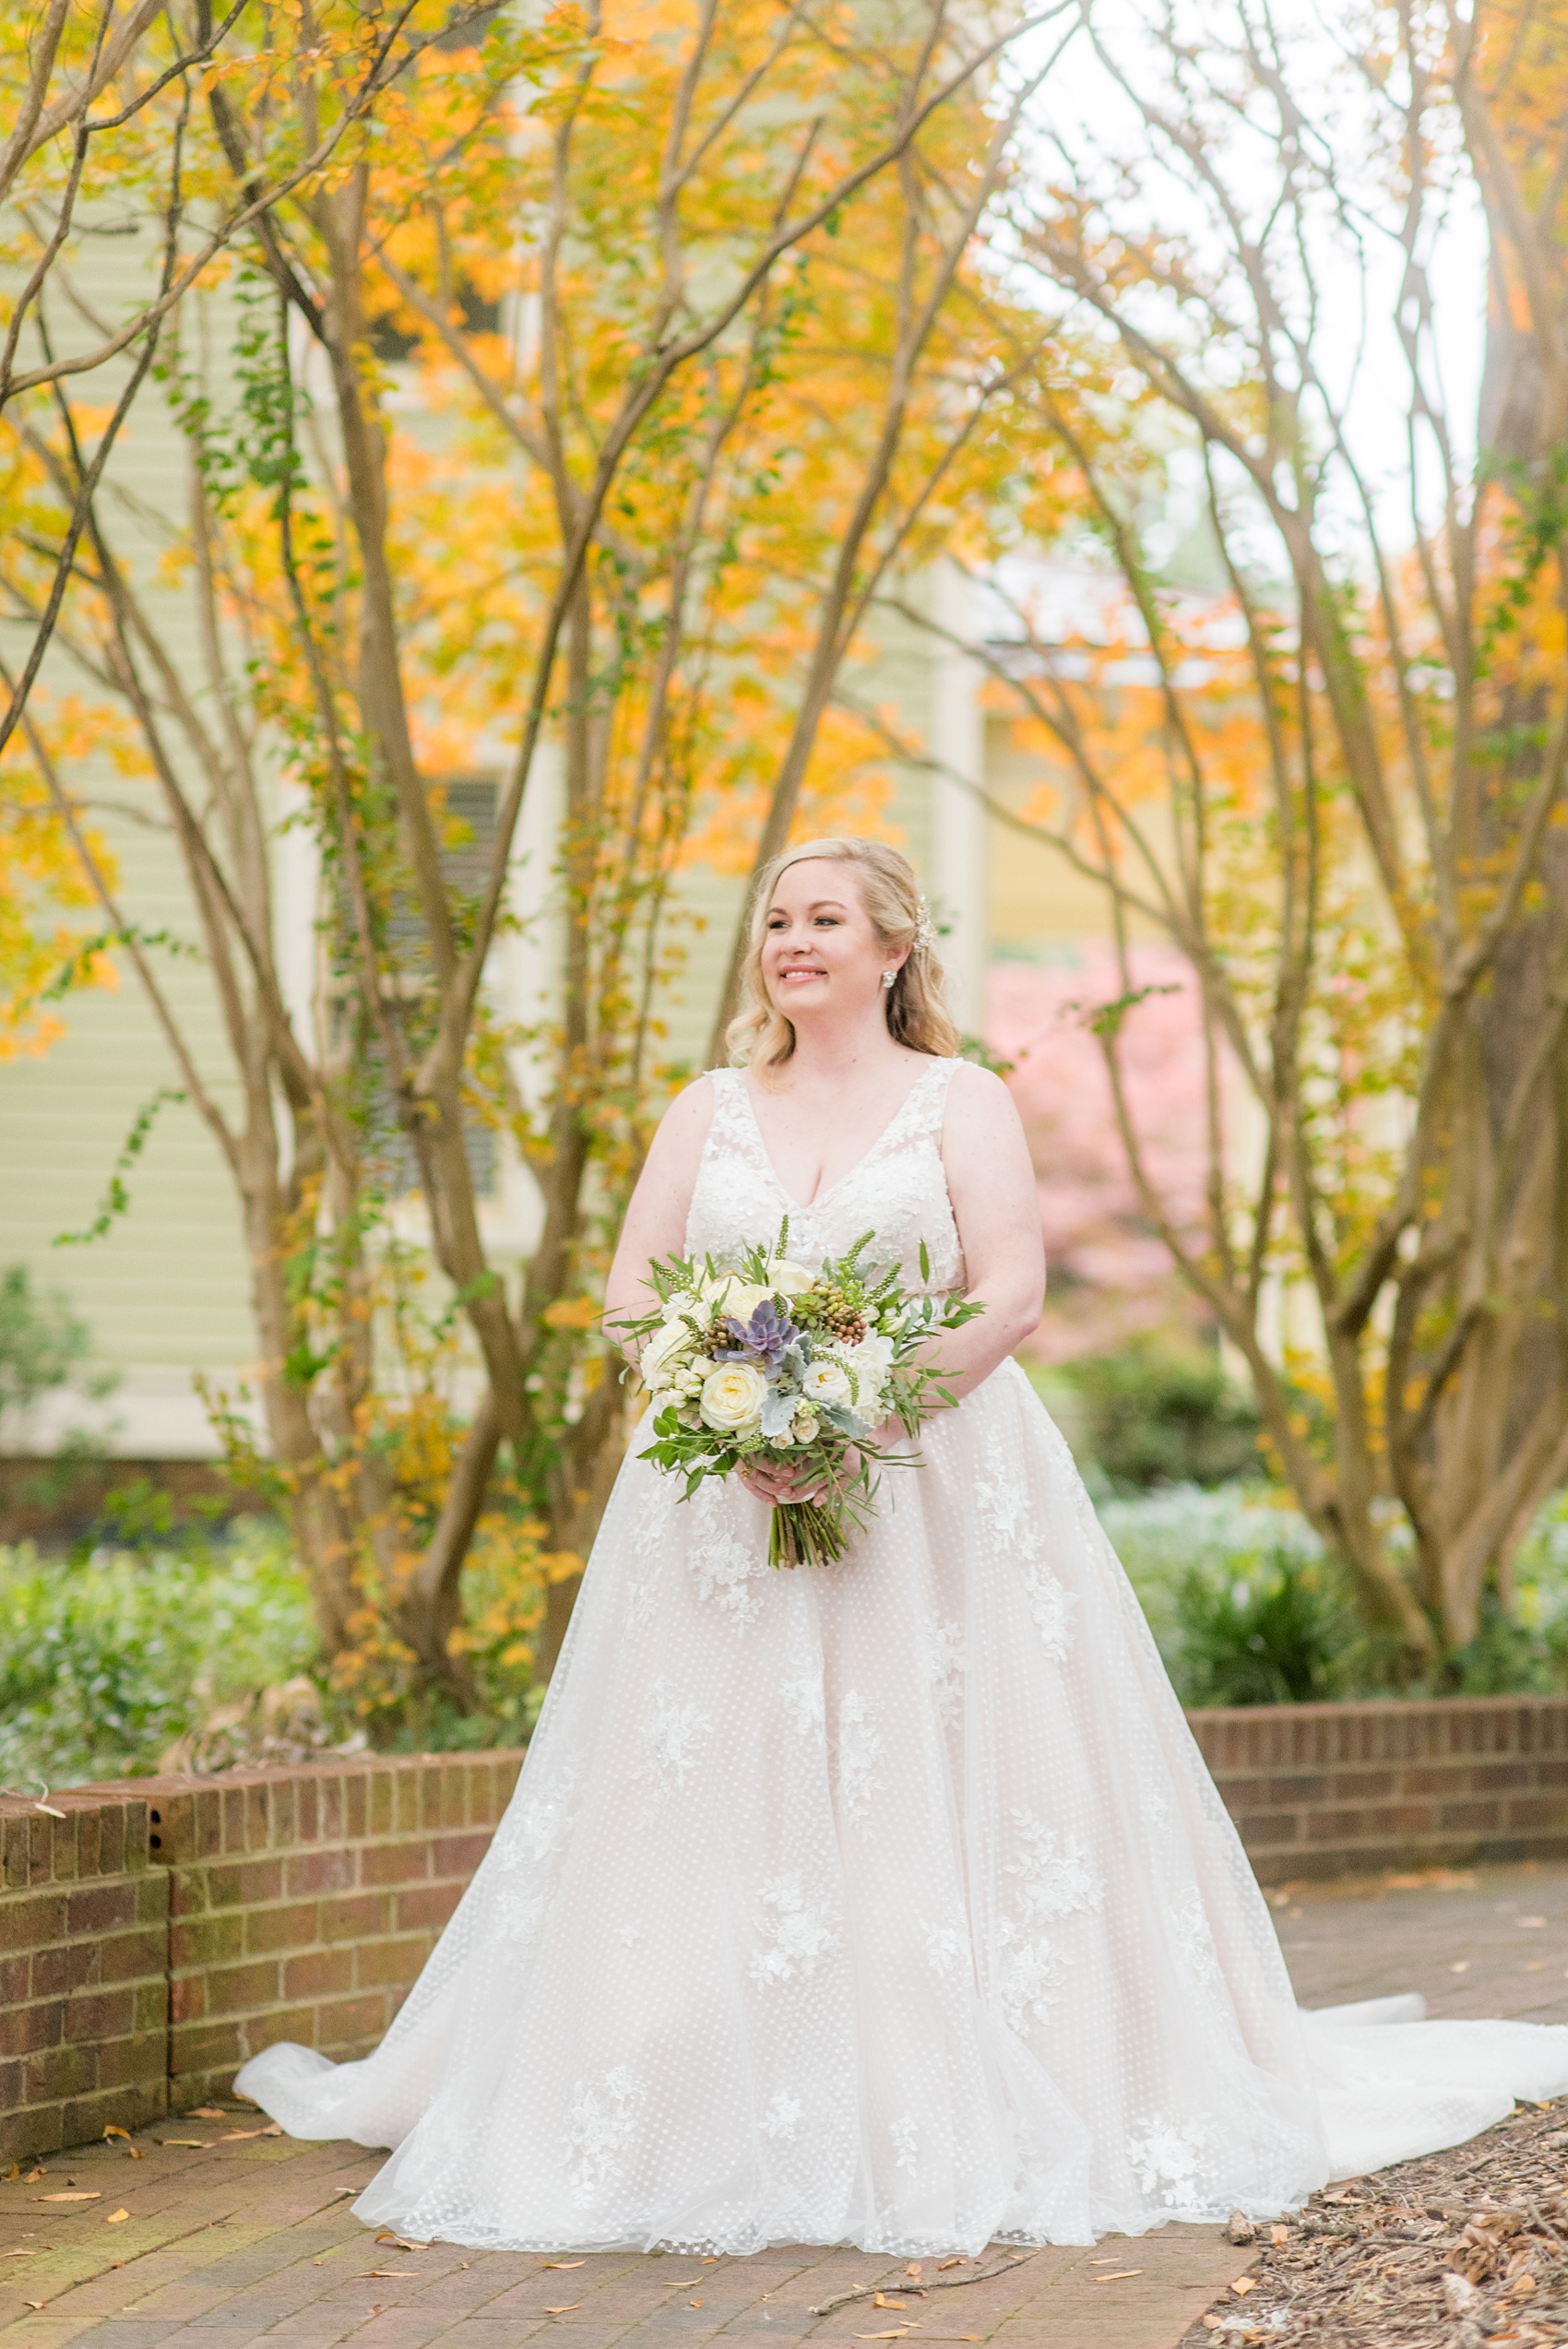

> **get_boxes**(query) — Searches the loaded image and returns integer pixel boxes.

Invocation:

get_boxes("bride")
[238,835,1568,2254]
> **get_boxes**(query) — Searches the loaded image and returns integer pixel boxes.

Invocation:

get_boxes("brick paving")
[5,1862,1567,2349]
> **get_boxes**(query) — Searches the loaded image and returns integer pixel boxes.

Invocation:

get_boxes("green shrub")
[0,1263,115,1457]
[1099,1484,1354,1703]
[1065,1338,1261,1491]
[1170,1548,1355,1706]
[0,1521,315,1788]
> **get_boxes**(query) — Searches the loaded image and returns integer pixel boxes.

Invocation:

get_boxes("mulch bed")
[1182,2098,1568,2347]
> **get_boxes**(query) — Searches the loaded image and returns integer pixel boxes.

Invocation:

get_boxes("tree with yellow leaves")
[906,0,1568,1667]
[5,0,1062,1706]
[0,0,357,1055]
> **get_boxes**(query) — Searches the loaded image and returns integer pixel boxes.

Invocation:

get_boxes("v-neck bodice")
[685,1057,966,1295]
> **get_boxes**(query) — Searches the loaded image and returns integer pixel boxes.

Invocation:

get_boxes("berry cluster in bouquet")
[614,1224,982,1569]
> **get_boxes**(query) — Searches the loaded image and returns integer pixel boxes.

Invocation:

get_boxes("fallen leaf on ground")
[1202,2319,1223,2333]
[540,2258,587,2269]
[218,2129,271,2141]
[106,2211,129,2224]
[906,2264,922,2279]
[37,2191,100,2202]
[1230,2275,1256,2296]
[22,2298,46,2310]
[1,2250,33,2260]
[102,2127,130,2142]
[873,2293,907,2307]
[936,2259,966,2271]
[664,2279,704,2287]
[155,2140,207,2149]
[21,2169,42,2183]
[854,2330,913,2338]
[187,2107,226,2118]
[374,2233,430,2249]
[1268,2225,1288,2244]
[1092,2270,1141,2282]
[544,2303,582,2314]
[362,2270,421,2279]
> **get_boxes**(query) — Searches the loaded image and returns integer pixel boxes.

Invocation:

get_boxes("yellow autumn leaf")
[541,1296,600,1330]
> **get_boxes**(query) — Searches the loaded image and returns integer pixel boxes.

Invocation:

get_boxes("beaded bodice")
[684,1058,966,1295]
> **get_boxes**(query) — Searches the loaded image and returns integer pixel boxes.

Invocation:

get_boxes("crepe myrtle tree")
[5,0,1071,1699]
[879,0,1568,1667]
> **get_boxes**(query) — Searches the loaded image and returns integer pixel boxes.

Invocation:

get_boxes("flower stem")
[768,1499,850,1569]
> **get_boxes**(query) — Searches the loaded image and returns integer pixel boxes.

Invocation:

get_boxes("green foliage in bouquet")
[613,1222,982,1569]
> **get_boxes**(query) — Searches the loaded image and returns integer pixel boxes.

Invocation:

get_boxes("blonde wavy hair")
[726,836,960,1081]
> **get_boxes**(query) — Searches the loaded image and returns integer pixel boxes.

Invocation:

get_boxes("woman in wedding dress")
[238,835,1568,2255]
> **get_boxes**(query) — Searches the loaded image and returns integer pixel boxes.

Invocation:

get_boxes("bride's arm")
[602,1076,716,1363]
[923,1061,1045,1400]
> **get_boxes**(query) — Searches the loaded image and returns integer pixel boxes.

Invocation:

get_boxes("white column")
[928,564,988,1034]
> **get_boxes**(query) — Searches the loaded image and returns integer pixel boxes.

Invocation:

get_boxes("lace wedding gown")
[238,1056,1568,2252]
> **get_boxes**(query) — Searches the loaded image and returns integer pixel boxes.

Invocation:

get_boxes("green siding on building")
[1,240,987,1453]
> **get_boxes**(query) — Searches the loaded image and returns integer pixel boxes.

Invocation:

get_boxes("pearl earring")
[881,969,896,991]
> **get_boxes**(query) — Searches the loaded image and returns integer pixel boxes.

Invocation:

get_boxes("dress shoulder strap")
[702,1065,759,1156]
[898,1054,962,1144]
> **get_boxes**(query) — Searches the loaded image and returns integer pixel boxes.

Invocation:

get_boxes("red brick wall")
[0,1791,167,2162]
[0,1751,522,2162]
[1188,1695,1568,1881]
[6,1699,1568,2160]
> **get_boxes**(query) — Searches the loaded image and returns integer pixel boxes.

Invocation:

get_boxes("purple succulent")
[717,1296,797,1371]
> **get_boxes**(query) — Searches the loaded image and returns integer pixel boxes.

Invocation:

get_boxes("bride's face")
[761,860,903,1024]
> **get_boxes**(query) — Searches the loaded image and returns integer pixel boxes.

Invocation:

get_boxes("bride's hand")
[741,1419,903,1509]
[742,1453,840,1507]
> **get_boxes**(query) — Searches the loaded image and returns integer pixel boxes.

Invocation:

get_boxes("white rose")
[640,1312,695,1391]
[766,1258,817,1298]
[842,1332,895,1394]
[699,1360,768,1433]
[699,1272,770,1322]
[792,1413,820,1442]
[801,1359,851,1405]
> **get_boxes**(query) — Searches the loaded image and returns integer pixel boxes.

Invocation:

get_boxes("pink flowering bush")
[988,947,1219,1359]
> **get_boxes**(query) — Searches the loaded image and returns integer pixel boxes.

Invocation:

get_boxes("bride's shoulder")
[644,1072,720,1172]
[937,1056,1025,1150]
[941,1055,1014,1112]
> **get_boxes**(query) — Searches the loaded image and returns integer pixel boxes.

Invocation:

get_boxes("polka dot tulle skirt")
[239,1062,1568,2249]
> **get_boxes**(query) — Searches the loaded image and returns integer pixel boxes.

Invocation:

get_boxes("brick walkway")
[4,1862,1566,2349]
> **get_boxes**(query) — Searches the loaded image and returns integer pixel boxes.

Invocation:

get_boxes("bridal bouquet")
[615,1225,982,1569]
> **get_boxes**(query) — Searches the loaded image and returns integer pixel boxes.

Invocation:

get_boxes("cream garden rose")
[699,1273,771,1321]
[699,1360,768,1433]
[768,1258,818,1298]
[641,1312,695,1391]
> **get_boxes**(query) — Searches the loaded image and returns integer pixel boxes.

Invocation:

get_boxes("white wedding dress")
[238,1056,1568,2252]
